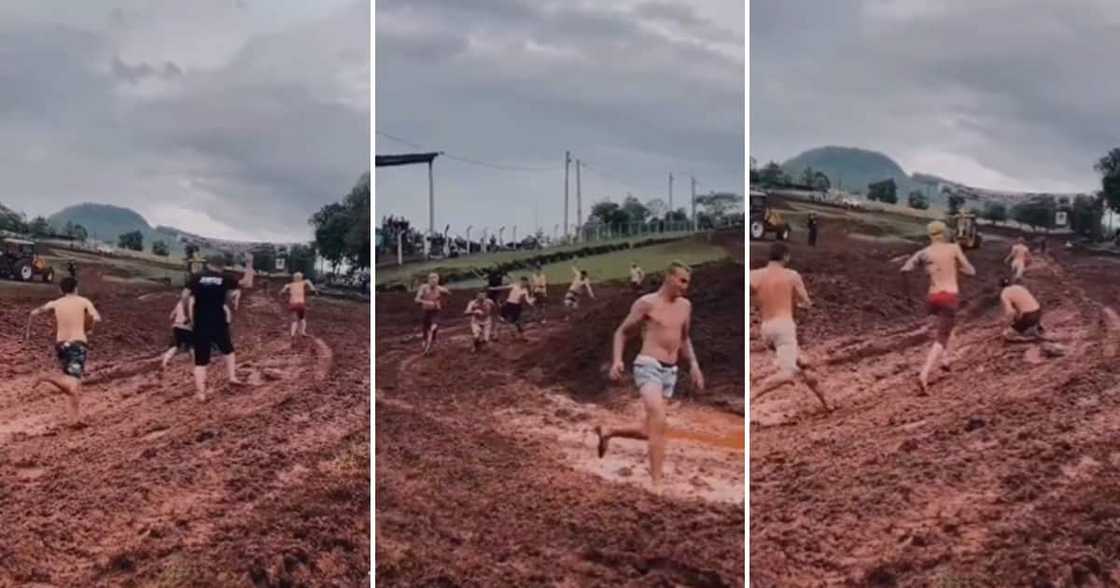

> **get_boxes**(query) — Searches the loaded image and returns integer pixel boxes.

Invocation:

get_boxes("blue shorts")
[633,355,678,398]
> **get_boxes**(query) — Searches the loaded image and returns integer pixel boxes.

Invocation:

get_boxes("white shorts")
[470,320,492,340]
[760,318,800,376]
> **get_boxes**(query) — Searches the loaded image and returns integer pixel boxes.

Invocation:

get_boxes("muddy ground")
[375,235,746,587]
[749,218,1120,586]
[0,264,370,586]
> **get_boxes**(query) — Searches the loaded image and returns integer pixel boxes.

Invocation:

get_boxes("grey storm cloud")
[375,0,744,235]
[751,0,1120,193]
[0,0,369,242]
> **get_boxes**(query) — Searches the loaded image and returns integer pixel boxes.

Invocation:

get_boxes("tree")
[1069,193,1104,238]
[1012,197,1056,231]
[589,200,628,227]
[64,221,75,238]
[289,243,318,278]
[1094,147,1120,214]
[868,179,897,204]
[29,216,50,237]
[72,224,88,241]
[151,240,170,256]
[945,190,966,215]
[644,198,669,220]
[118,230,143,251]
[983,202,1008,225]
[908,191,929,210]
[695,192,743,225]
[759,162,784,186]
[799,166,816,187]
[812,171,831,192]
[666,208,689,223]
[621,195,650,225]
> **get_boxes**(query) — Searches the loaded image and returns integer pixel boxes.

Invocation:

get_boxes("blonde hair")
[665,260,691,275]
[927,221,947,240]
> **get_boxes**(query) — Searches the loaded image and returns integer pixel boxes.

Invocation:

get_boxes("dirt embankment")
[0,267,370,586]
[750,225,1120,587]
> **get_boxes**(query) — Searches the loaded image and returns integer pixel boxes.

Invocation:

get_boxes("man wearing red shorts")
[279,272,319,338]
[901,221,976,394]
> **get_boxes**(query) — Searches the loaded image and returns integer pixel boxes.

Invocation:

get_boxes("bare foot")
[195,392,208,402]
[229,379,247,387]
[594,426,609,458]
[918,378,929,396]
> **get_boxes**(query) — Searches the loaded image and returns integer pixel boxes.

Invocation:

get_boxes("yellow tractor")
[950,212,983,249]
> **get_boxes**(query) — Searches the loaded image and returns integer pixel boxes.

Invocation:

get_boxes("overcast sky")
[376,0,744,239]
[751,0,1120,194]
[0,0,369,242]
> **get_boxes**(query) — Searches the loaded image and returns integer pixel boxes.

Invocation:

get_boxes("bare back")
[46,295,99,343]
[749,264,808,323]
[633,293,692,363]
[902,242,975,294]
[1009,243,1029,264]
[1001,285,1040,315]
[288,280,309,304]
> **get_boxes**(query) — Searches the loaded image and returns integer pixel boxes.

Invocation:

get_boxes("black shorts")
[171,327,193,352]
[55,341,89,379]
[422,309,439,333]
[501,302,523,323]
[487,288,502,303]
[193,325,234,366]
[1012,309,1042,334]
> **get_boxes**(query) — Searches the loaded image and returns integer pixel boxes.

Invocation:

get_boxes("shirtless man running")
[464,290,496,352]
[901,220,976,393]
[1000,278,1046,341]
[498,276,535,339]
[593,261,704,492]
[563,266,595,311]
[629,263,646,292]
[530,265,548,322]
[415,272,450,355]
[748,243,830,410]
[1004,237,1031,282]
[279,272,319,337]
[29,277,101,428]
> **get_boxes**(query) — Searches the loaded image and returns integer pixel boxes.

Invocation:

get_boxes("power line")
[376,131,557,172]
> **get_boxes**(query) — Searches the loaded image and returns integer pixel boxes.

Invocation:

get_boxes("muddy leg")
[160,346,177,369]
[290,318,298,338]
[800,369,831,411]
[640,385,668,491]
[920,342,944,393]
[193,366,208,401]
[750,371,795,402]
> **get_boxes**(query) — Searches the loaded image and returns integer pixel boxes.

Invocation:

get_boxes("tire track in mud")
[0,280,369,586]
[751,234,1120,586]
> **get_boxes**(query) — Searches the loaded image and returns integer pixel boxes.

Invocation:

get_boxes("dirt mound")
[750,231,1120,586]
[0,259,369,585]
[520,260,745,407]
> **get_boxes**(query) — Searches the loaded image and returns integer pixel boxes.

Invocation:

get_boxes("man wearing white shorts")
[593,261,704,493]
[749,242,830,411]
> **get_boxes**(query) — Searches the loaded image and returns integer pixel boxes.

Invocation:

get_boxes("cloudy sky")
[751,0,1120,194]
[0,0,369,242]
[376,0,744,240]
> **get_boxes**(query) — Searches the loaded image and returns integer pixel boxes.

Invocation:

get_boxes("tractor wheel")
[778,226,790,241]
[974,234,983,249]
[750,220,765,240]
[17,263,33,281]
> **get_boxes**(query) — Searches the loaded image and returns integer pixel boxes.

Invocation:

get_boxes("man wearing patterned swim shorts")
[901,220,976,394]
[748,242,830,411]
[593,261,704,493]
[29,277,101,428]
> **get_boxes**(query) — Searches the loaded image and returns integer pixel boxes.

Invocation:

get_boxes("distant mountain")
[781,146,915,195]
[48,203,154,243]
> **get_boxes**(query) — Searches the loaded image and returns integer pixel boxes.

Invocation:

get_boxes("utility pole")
[576,158,582,242]
[691,175,697,232]
[563,151,571,240]
[669,172,674,218]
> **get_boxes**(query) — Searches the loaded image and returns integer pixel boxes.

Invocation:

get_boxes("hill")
[47,203,162,245]
[781,146,938,204]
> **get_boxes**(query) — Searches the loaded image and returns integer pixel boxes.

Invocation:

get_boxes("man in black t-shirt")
[188,256,245,401]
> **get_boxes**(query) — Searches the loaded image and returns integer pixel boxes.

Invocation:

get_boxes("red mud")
[750,222,1120,587]
[0,266,370,586]
[375,257,746,586]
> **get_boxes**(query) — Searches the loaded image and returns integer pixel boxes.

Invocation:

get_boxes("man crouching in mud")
[594,261,704,493]
[1000,278,1046,341]
[748,242,830,411]
[29,276,100,428]
[901,220,976,394]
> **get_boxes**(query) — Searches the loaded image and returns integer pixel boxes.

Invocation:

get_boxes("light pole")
[466,225,473,254]
[498,226,506,249]
[481,228,488,253]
